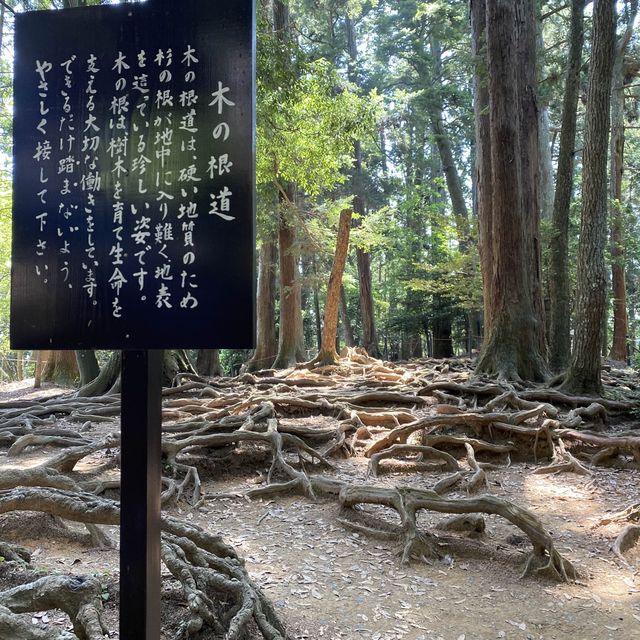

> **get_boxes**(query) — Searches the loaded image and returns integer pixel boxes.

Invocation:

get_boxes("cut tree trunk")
[561,0,616,394]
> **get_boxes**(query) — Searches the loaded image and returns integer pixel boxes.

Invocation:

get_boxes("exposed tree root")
[0,488,289,639]
[0,575,108,640]
[611,525,640,567]
[533,439,591,476]
[337,484,577,581]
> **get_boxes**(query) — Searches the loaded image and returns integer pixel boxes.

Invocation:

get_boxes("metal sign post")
[120,350,162,640]
[10,1,255,637]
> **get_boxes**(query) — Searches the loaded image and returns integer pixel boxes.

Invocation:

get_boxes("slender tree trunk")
[316,209,352,364]
[474,0,547,381]
[549,0,585,372]
[196,350,224,377]
[312,257,322,351]
[609,2,637,362]
[561,0,616,394]
[75,350,100,387]
[272,195,305,368]
[271,0,305,369]
[346,14,380,359]
[16,351,23,381]
[339,285,356,348]
[34,351,47,389]
[244,240,278,372]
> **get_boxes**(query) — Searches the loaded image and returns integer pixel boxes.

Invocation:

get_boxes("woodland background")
[0,0,638,389]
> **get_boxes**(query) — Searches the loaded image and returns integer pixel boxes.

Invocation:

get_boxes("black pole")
[119,350,163,640]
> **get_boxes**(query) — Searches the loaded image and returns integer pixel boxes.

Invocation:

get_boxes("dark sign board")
[11,0,255,349]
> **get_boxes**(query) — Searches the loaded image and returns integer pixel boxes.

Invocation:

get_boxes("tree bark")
[75,351,100,387]
[340,285,356,348]
[561,0,616,394]
[516,0,546,357]
[474,0,548,381]
[42,351,79,387]
[549,0,585,371]
[244,239,278,372]
[608,2,638,362]
[196,350,224,377]
[471,0,494,336]
[316,209,352,364]
[346,14,380,359]
[272,195,305,369]
[34,351,47,389]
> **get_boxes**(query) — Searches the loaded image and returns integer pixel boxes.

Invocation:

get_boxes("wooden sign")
[11,0,256,350]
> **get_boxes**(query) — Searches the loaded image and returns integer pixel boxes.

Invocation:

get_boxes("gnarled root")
[0,575,108,640]
[337,484,577,581]
[611,525,640,567]
[161,533,288,640]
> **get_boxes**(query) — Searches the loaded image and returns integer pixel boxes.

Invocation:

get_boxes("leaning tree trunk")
[561,0,616,395]
[42,351,79,387]
[316,208,352,365]
[608,2,637,362]
[244,239,278,372]
[474,0,547,381]
[549,0,585,372]
[75,350,100,387]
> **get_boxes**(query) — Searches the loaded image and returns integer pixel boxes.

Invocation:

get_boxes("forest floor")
[0,356,639,640]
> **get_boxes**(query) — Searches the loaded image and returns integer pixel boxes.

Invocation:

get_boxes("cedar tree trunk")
[549,0,585,371]
[244,240,278,372]
[474,0,547,381]
[561,0,616,394]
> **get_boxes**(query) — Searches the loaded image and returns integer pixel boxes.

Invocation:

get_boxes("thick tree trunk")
[316,209,352,365]
[42,351,79,387]
[244,240,278,372]
[516,0,546,357]
[432,316,454,359]
[608,4,637,362]
[272,200,305,369]
[474,0,547,381]
[561,0,616,394]
[76,352,121,397]
[196,350,224,377]
[75,351,100,387]
[340,285,356,348]
[549,0,584,372]
[471,0,494,336]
